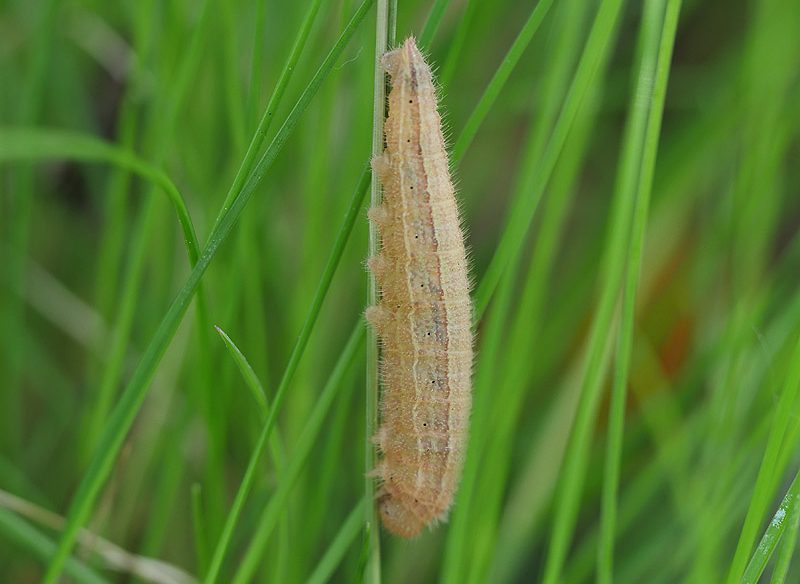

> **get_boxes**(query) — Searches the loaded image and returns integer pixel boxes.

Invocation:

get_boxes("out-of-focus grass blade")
[0,509,108,584]
[42,1,376,580]
[0,128,200,266]
[541,0,674,580]
[598,0,681,581]
[232,321,364,583]
[306,498,367,584]
[203,165,373,583]
[451,0,555,162]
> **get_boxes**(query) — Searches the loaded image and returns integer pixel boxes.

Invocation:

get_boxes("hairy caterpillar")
[367,37,473,538]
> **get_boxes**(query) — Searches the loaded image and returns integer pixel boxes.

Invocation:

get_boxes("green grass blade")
[728,334,800,583]
[742,470,800,584]
[203,164,373,583]
[0,128,200,266]
[42,2,375,579]
[771,473,800,583]
[419,0,451,48]
[451,0,555,162]
[598,1,681,580]
[3,0,61,452]
[212,0,328,229]
[0,509,108,584]
[366,0,396,581]
[214,326,271,418]
[473,0,626,319]
[232,322,364,584]
[541,0,670,580]
[306,497,367,584]
[191,484,209,578]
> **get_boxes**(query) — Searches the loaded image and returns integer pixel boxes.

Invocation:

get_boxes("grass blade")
[203,163,373,583]
[598,1,681,580]
[42,1,375,579]
[307,498,367,584]
[742,470,800,584]
[0,128,200,266]
[365,0,396,582]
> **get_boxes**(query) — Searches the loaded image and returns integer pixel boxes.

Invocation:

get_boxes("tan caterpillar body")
[366,37,473,538]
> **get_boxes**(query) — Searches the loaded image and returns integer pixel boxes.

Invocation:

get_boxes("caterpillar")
[366,37,473,538]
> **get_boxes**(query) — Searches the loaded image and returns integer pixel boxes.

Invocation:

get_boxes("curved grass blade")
[203,164,373,583]
[214,327,271,418]
[232,323,363,583]
[0,128,200,266]
[214,324,286,468]
[42,1,375,579]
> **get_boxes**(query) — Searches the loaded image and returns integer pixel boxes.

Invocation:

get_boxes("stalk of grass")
[540,0,677,579]
[0,129,199,265]
[232,322,363,583]
[741,469,800,584]
[3,0,61,452]
[42,2,375,579]
[450,0,555,162]
[727,333,800,582]
[366,0,396,581]
[598,0,681,580]
[307,497,368,584]
[771,474,800,583]
[203,162,373,583]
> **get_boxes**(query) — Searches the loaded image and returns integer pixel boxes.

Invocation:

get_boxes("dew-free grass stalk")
[366,0,395,580]
[598,1,681,580]
[43,2,375,579]
[541,0,670,579]
[231,323,363,583]
[4,0,61,452]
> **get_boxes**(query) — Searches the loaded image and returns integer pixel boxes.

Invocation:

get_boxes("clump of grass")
[1,0,800,582]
